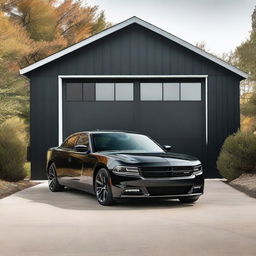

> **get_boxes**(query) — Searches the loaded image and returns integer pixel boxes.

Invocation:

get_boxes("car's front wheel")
[48,163,64,192]
[179,196,199,204]
[94,168,115,206]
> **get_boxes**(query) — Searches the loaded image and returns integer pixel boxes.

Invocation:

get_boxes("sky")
[86,0,255,55]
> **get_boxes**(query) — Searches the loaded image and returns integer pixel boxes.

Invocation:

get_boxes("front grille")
[146,186,191,196]
[140,166,194,178]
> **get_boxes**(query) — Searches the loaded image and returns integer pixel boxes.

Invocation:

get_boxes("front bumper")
[110,172,204,199]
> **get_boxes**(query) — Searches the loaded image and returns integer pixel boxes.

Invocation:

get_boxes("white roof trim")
[20,16,248,78]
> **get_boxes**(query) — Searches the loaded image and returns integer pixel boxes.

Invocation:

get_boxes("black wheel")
[94,168,115,206]
[179,196,199,204]
[48,163,64,192]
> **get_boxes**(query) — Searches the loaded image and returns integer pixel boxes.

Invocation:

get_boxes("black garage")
[20,17,247,179]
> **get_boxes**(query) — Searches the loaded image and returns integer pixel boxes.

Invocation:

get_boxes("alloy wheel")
[48,164,57,191]
[95,171,109,203]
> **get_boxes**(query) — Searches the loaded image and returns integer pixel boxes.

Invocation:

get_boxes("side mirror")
[163,145,172,151]
[74,144,89,153]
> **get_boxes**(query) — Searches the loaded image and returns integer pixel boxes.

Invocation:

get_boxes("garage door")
[62,79,206,162]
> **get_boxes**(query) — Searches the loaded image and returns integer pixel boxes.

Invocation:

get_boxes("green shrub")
[217,131,256,181]
[0,117,27,181]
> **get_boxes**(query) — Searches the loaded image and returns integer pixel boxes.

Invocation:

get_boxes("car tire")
[48,163,64,192]
[179,196,199,204]
[94,168,115,206]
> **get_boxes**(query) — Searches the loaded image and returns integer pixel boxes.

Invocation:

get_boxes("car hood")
[102,152,200,166]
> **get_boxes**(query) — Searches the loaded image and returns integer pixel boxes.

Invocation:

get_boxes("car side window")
[62,135,78,149]
[76,134,89,147]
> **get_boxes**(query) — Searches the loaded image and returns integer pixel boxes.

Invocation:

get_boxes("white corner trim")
[20,17,248,79]
[57,75,208,146]
[205,77,208,145]
[58,76,63,146]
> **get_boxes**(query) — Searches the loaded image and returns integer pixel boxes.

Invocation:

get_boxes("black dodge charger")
[47,131,204,206]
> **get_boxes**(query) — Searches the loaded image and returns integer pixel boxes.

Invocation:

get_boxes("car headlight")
[193,165,203,176]
[113,166,140,176]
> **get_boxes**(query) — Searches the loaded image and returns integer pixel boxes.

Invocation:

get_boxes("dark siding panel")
[28,23,243,179]
[30,75,58,179]
[138,31,147,74]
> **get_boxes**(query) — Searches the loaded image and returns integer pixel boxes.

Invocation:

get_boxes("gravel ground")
[0,179,39,199]
[230,173,256,198]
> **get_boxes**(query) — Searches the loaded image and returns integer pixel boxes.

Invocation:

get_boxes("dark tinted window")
[66,83,83,101]
[83,83,95,101]
[76,134,89,146]
[62,135,78,149]
[92,133,164,153]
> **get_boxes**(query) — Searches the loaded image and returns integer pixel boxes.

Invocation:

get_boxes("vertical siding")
[28,24,243,179]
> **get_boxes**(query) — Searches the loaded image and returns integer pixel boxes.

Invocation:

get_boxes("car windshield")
[92,133,164,153]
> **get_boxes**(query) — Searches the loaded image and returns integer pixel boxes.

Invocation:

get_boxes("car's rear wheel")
[94,168,115,206]
[48,163,64,192]
[179,196,199,203]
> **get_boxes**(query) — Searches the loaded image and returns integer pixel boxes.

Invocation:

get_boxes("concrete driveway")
[0,180,256,256]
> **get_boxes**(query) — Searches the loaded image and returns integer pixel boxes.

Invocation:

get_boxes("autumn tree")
[52,0,111,45]
[0,0,110,126]
[0,10,31,123]
[1,0,110,65]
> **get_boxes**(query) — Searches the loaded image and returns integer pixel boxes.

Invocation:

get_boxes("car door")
[71,133,97,192]
[54,134,79,185]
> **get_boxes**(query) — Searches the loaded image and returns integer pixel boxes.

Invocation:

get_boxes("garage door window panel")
[96,83,115,101]
[83,83,95,101]
[181,83,201,101]
[115,83,134,101]
[163,83,180,101]
[141,83,162,101]
[66,83,83,101]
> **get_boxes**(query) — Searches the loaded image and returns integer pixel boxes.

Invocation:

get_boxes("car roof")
[71,130,142,135]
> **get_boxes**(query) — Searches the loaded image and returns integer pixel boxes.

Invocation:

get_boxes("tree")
[92,11,112,35]
[0,0,111,127]
[1,0,111,65]
[0,10,31,123]
[53,0,111,45]
[235,6,256,132]
[234,6,256,81]
[2,0,57,41]
[241,92,256,118]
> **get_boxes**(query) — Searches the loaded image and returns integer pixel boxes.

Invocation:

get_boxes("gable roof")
[19,16,248,78]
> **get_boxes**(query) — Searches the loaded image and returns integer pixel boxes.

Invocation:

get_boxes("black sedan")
[46,131,204,206]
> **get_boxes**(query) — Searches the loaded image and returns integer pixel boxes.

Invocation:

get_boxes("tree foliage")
[234,7,256,81]
[0,10,30,123]
[234,6,256,131]
[52,0,111,45]
[0,0,110,126]
[241,92,256,117]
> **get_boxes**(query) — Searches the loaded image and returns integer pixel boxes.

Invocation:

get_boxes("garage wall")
[28,23,242,179]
